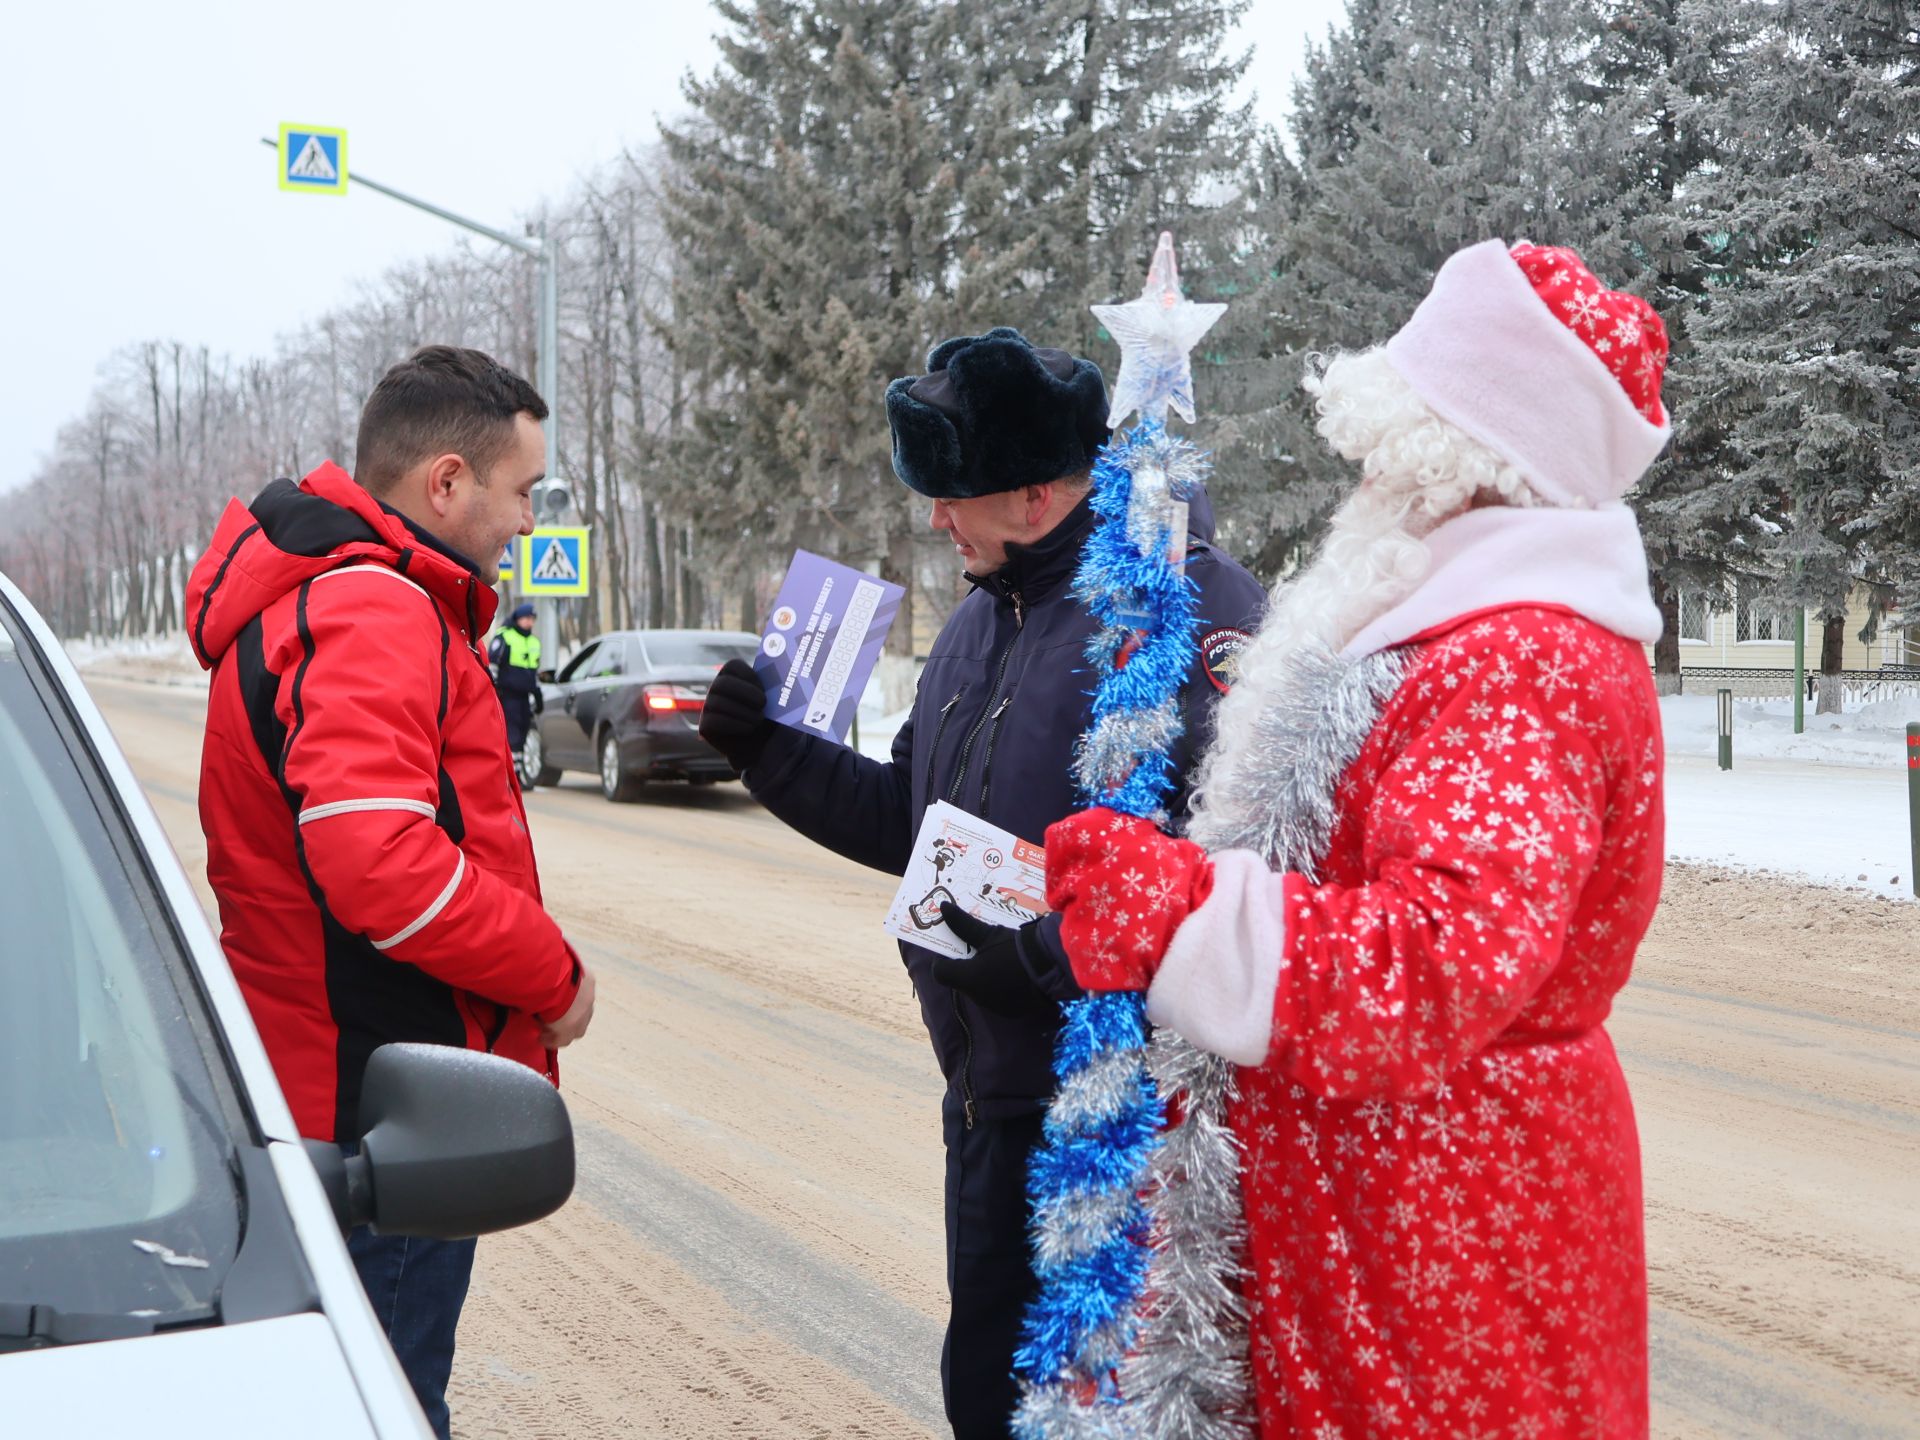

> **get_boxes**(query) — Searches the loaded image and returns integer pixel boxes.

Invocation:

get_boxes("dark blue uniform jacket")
[744,488,1266,1121]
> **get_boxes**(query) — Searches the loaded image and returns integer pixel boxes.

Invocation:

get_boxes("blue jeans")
[342,1167,477,1440]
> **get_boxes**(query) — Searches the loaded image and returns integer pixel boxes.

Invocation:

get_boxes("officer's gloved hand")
[699,658,775,771]
[935,903,1055,1018]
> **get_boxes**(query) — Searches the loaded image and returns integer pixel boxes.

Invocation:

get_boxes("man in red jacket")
[187,345,594,1439]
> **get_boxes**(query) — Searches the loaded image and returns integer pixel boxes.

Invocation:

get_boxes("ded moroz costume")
[1043,239,1673,1439]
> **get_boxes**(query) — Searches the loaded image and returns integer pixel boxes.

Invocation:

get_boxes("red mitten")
[1044,807,1215,992]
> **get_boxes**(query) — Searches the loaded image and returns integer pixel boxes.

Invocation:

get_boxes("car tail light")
[641,684,707,714]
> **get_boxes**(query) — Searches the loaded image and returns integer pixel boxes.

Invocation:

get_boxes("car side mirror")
[302,1044,573,1239]
[537,669,556,683]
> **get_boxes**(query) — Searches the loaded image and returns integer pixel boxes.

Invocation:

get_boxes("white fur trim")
[1383,238,1671,508]
[1342,504,1662,659]
[1146,850,1286,1066]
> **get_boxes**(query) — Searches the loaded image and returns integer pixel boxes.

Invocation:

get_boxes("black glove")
[935,903,1054,1018]
[699,658,775,771]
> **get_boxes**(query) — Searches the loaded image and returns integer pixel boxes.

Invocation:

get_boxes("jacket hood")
[1185,479,1217,544]
[188,462,492,666]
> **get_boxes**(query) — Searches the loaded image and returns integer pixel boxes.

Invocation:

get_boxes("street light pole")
[260,137,557,476]
[261,136,561,651]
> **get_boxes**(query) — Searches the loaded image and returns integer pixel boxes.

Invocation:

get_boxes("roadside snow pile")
[1661,694,1913,768]
[65,632,207,688]
[1664,755,1915,902]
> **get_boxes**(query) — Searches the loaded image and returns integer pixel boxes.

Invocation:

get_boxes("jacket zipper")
[952,991,978,1130]
[946,592,1026,1133]
[924,687,967,801]
[921,686,978,1128]
[975,693,1015,814]
[946,589,1025,806]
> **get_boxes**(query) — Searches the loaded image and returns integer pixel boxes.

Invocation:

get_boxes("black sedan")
[520,629,761,800]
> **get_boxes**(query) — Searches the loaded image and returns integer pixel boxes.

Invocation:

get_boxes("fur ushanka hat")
[885,327,1111,500]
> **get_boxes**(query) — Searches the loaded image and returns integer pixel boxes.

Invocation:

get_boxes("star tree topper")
[1092,231,1227,428]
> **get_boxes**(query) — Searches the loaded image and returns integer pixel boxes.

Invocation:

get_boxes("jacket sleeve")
[1149,625,1609,1098]
[743,702,918,875]
[277,572,581,1018]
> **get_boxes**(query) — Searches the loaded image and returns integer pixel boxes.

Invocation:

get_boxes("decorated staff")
[1014,234,1251,1439]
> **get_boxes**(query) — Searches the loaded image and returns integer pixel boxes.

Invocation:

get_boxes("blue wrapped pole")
[1011,418,1206,1437]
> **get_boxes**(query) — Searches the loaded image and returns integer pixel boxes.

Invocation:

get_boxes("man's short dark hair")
[354,345,548,495]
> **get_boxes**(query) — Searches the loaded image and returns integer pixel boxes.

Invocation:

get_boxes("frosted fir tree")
[1575,0,1757,693]
[957,0,1267,552]
[1248,0,1614,574]
[661,0,963,646]
[1688,0,1920,708]
[1010,0,1258,352]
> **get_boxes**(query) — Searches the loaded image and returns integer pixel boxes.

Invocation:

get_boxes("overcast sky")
[0,0,1350,492]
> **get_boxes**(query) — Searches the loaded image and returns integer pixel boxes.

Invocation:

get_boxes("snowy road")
[90,677,1920,1439]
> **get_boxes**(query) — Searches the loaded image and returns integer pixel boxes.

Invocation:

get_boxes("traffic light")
[532,479,573,524]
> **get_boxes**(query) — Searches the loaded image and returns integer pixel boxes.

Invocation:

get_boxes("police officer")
[698,328,1264,1438]
[489,600,541,756]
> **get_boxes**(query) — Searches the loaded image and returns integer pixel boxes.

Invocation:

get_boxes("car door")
[543,639,602,769]
[568,637,629,756]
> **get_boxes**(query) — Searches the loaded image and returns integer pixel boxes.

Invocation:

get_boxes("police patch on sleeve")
[1200,627,1252,693]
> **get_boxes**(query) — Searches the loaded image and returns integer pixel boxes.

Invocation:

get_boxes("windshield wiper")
[0,1299,218,1353]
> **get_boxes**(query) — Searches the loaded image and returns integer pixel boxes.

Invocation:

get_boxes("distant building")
[1647,584,1919,697]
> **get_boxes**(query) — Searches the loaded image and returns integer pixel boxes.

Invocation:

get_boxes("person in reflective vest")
[489,601,541,752]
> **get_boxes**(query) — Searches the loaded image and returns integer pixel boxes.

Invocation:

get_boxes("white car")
[0,572,575,1438]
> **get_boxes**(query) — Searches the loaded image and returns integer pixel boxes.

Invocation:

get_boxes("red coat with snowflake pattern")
[1232,604,1661,1438]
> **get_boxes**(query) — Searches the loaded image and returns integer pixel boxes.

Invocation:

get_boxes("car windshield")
[641,634,758,669]
[0,600,242,1331]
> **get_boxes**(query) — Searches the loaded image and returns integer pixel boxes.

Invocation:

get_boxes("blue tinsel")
[1012,418,1207,1428]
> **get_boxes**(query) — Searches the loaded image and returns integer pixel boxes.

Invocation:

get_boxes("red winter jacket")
[187,461,581,1141]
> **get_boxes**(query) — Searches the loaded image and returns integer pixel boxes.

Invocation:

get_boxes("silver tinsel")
[1075,696,1183,810]
[1115,642,1407,1439]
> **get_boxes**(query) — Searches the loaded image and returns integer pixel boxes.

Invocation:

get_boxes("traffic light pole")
[259,136,560,646]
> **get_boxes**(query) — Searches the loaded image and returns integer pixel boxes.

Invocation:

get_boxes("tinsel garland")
[1010,418,1202,1438]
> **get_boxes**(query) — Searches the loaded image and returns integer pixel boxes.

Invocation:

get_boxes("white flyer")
[883,801,1049,958]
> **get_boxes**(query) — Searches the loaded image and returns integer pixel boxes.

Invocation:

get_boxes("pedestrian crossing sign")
[278,123,348,195]
[521,527,590,597]
[497,540,516,581]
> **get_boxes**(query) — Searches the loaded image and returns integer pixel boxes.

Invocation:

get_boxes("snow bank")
[64,632,207,688]
[1660,694,1913,768]
[1664,755,1915,902]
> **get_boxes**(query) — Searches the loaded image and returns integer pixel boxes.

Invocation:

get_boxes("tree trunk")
[881,520,916,659]
[1651,573,1682,696]
[1816,610,1846,714]
[661,514,681,627]
[679,525,702,626]
[642,498,666,627]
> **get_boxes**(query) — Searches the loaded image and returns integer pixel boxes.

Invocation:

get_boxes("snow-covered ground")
[65,634,1920,901]
[1665,755,1914,901]
[1660,693,1912,768]
[64,632,207,688]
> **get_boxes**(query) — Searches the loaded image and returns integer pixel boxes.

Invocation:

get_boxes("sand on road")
[88,676,1920,1440]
